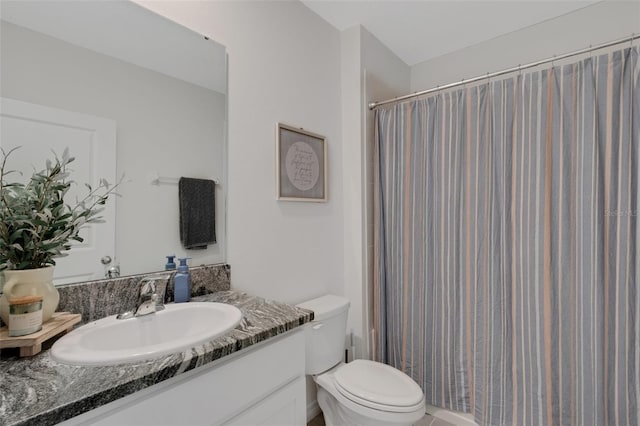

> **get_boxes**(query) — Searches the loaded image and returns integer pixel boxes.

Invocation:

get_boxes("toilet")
[297,295,425,426]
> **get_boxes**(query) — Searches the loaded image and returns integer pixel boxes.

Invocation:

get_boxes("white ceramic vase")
[0,266,59,324]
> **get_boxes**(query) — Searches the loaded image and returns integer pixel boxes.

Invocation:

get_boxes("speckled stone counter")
[0,291,313,426]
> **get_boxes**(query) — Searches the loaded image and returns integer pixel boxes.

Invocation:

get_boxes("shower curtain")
[373,47,639,425]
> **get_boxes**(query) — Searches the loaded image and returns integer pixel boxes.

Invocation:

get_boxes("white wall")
[135,1,411,413]
[340,26,363,362]
[341,25,410,362]
[136,1,344,305]
[135,5,343,420]
[411,1,640,91]
[0,21,225,276]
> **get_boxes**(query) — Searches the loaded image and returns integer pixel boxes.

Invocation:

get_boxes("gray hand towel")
[179,177,216,249]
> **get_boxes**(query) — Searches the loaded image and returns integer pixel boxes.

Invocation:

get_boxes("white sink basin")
[51,302,242,366]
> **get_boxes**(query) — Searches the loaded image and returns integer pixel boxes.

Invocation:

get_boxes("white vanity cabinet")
[61,329,306,426]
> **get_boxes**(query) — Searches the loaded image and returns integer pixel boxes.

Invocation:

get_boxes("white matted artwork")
[276,123,327,202]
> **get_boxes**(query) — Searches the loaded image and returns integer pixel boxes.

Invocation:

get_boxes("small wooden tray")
[0,312,81,357]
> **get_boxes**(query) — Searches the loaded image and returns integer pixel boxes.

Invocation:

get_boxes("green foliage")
[0,147,119,270]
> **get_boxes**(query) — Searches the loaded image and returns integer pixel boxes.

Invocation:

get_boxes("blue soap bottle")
[165,255,176,271]
[174,257,191,303]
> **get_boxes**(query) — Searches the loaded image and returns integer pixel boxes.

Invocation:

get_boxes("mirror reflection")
[0,1,227,284]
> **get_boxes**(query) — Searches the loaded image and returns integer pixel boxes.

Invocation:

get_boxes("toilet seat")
[315,362,425,425]
[333,360,425,413]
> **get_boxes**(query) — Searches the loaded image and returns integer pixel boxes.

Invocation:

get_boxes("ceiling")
[302,0,599,66]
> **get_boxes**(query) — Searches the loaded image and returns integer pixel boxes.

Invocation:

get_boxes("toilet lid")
[334,360,424,409]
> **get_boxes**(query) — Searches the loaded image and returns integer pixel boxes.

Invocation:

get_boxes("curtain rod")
[368,33,639,110]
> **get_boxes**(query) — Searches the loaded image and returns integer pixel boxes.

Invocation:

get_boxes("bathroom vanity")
[0,291,313,426]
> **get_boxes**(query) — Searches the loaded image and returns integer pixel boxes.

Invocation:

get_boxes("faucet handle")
[139,277,157,296]
[138,276,167,311]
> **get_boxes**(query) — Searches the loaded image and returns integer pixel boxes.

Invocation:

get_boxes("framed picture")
[276,123,327,202]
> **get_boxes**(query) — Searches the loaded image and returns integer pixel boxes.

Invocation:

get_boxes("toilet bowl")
[297,295,425,426]
[315,361,425,425]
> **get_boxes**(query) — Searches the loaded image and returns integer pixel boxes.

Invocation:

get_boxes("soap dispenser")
[165,255,176,271]
[174,257,191,303]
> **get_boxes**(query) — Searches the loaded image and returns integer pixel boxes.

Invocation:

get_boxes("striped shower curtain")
[373,47,639,425]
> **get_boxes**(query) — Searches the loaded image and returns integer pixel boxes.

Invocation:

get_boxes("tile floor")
[307,412,455,426]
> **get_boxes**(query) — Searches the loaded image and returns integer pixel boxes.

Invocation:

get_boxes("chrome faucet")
[117,277,166,320]
[135,277,163,316]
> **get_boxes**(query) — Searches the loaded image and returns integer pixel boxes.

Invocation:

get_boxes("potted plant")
[0,147,119,323]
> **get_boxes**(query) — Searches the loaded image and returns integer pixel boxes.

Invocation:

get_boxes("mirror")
[0,1,227,284]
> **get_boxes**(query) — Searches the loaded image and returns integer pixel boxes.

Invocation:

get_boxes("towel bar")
[147,172,219,186]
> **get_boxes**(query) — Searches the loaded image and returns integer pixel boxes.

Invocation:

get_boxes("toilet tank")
[297,295,350,375]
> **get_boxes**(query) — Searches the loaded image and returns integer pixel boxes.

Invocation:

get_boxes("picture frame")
[276,123,327,202]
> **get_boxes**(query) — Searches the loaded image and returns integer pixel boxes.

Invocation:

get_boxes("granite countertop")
[0,291,313,426]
